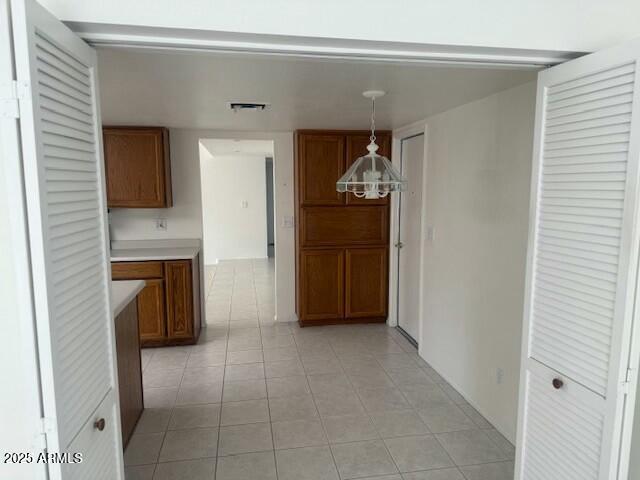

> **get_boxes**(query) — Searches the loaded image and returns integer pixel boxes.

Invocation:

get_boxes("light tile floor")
[126,259,515,480]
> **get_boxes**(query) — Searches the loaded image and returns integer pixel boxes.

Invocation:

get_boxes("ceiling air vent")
[228,102,269,113]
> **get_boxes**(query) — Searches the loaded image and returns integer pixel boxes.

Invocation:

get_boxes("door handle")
[395,242,404,248]
[94,418,106,431]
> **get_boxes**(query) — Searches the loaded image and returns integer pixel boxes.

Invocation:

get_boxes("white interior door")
[397,133,424,343]
[9,0,123,478]
[516,38,640,480]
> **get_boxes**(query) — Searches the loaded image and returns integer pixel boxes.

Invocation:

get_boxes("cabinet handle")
[552,378,564,390]
[94,418,106,431]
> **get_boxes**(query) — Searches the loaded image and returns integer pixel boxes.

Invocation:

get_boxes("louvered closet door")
[10,0,123,478]
[516,39,640,480]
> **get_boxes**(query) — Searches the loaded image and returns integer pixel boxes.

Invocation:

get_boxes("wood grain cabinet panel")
[298,134,345,205]
[300,249,344,322]
[111,261,163,280]
[301,206,389,246]
[137,279,166,346]
[111,257,200,346]
[295,130,390,327]
[165,260,194,340]
[345,248,388,318]
[103,126,172,208]
[114,299,143,448]
[345,133,392,206]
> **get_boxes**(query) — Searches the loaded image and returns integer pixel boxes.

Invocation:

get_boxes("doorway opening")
[198,138,276,325]
[395,133,425,346]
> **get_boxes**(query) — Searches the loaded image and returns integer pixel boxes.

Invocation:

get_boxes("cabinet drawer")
[111,261,164,280]
[301,206,389,246]
[62,389,121,480]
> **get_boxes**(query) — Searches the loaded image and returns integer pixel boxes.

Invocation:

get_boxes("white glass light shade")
[337,141,407,199]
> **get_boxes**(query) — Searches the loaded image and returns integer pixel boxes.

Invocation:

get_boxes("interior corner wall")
[199,151,268,263]
[109,129,296,323]
[630,382,640,478]
[417,81,536,443]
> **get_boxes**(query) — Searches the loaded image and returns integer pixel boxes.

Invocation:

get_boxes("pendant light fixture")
[337,90,407,199]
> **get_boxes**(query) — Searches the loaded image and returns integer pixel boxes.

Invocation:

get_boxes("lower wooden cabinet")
[346,248,388,318]
[114,298,143,448]
[137,279,165,344]
[300,249,344,322]
[112,255,201,346]
[298,247,388,326]
[165,260,194,340]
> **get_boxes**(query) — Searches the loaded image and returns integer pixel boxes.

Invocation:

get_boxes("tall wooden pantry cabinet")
[295,130,391,326]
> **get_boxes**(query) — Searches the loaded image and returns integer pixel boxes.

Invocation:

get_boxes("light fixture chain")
[370,96,376,143]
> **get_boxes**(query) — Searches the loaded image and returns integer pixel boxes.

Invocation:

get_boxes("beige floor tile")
[222,378,267,402]
[459,461,514,480]
[416,404,476,433]
[152,458,216,480]
[168,404,221,430]
[224,363,265,382]
[322,414,379,444]
[276,446,339,480]
[331,440,398,479]
[134,408,172,434]
[158,427,218,462]
[176,383,223,406]
[124,433,164,466]
[272,419,328,449]
[216,451,276,480]
[435,430,508,466]
[369,410,430,438]
[220,399,269,425]
[266,375,310,398]
[268,394,318,421]
[218,422,273,456]
[384,435,454,472]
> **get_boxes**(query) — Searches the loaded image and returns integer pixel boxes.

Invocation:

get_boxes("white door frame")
[389,121,428,342]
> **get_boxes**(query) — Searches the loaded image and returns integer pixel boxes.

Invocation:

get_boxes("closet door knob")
[94,418,106,431]
[552,378,564,390]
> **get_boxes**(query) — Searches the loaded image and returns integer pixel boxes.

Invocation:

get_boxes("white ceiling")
[201,139,274,156]
[97,48,536,131]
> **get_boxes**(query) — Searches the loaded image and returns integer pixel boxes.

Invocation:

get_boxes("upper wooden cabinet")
[298,134,345,205]
[103,126,173,208]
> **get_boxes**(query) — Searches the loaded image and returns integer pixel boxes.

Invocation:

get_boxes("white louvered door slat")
[516,39,640,480]
[10,0,123,479]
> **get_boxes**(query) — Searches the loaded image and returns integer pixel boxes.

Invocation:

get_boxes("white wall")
[416,82,536,442]
[200,149,268,263]
[41,0,640,53]
[110,129,296,322]
[630,383,640,479]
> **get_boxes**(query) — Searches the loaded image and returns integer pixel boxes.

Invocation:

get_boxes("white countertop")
[111,280,145,317]
[110,246,200,262]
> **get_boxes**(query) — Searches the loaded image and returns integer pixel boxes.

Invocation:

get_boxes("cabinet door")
[345,248,388,318]
[165,260,194,340]
[299,134,345,205]
[137,279,166,345]
[9,0,123,476]
[299,249,344,322]
[345,133,392,205]
[103,127,172,208]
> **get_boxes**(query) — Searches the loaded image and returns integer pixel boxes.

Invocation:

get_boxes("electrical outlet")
[426,226,435,242]
[241,200,249,208]
[496,368,504,385]
[155,218,167,231]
